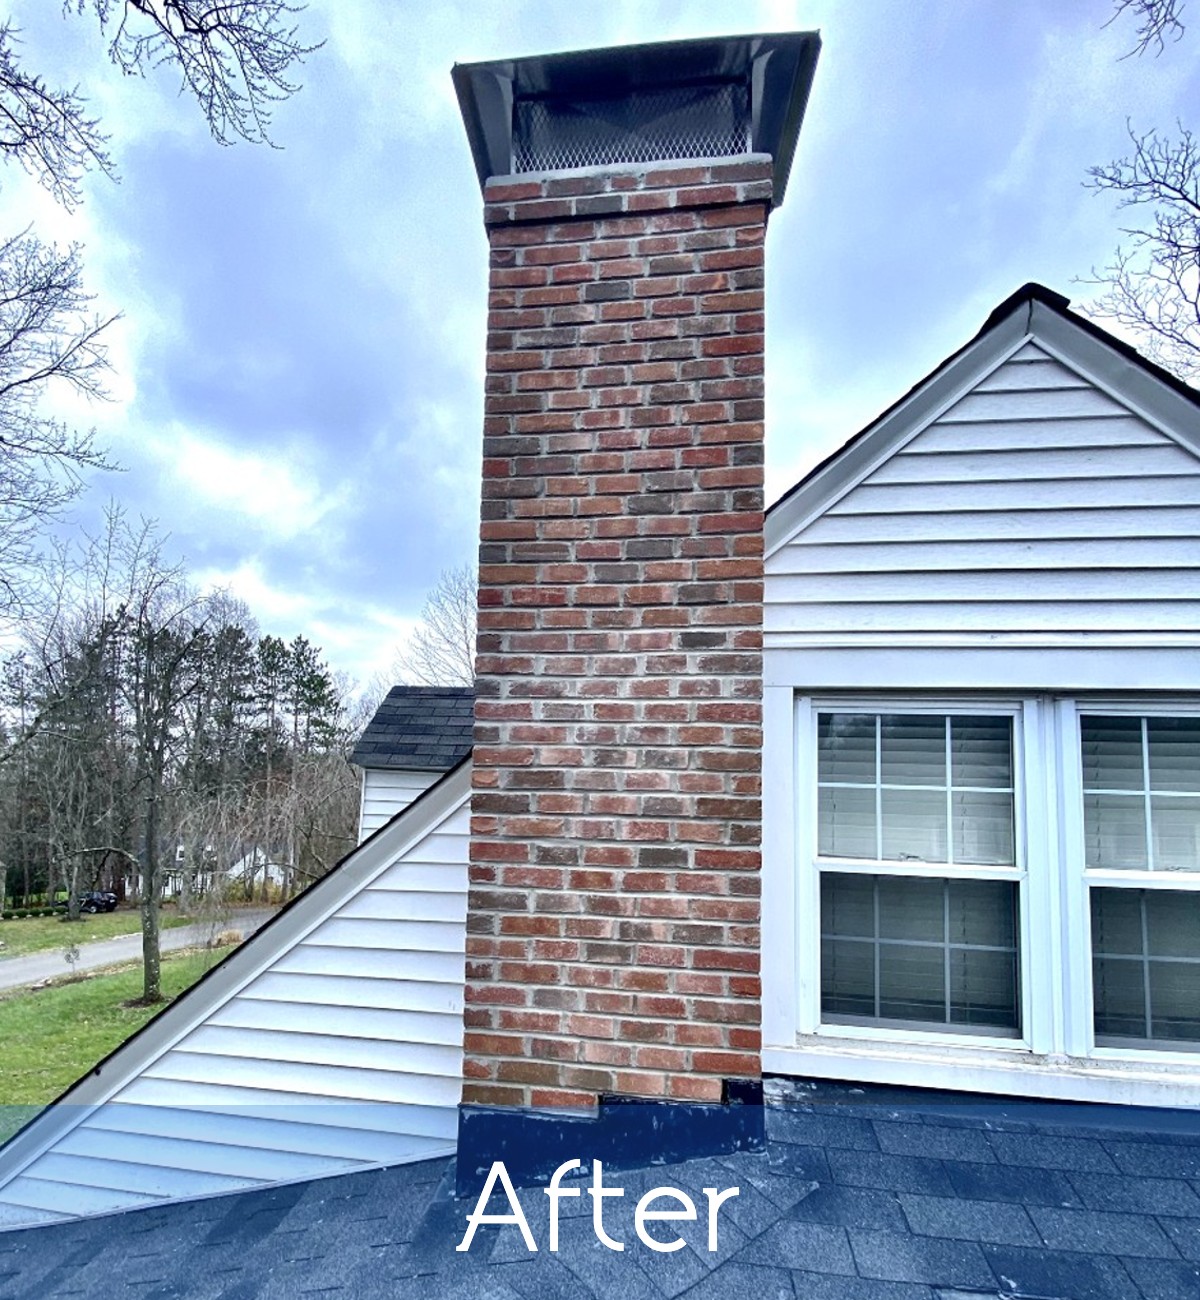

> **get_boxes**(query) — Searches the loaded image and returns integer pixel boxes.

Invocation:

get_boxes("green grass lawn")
[0,948,225,1143]
[0,909,193,959]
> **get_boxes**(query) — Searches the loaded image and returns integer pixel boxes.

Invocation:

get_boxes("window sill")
[765,1035,1200,1108]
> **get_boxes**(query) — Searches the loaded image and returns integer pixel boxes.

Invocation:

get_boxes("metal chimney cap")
[452,31,821,210]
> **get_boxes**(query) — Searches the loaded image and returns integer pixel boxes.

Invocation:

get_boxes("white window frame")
[790,693,1200,1078]
[797,695,1052,1054]
[1059,697,1200,1063]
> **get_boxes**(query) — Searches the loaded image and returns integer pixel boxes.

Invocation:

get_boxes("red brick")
[467,159,767,1106]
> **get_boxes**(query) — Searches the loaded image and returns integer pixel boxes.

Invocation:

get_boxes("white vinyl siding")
[762,305,1200,1106]
[359,768,439,841]
[766,344,1200,642]
[0,771,470,1230]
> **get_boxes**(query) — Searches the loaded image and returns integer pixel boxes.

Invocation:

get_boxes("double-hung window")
[1080,713,1200,1050]
[815,707,1023,1039]
[798,697,1200,1070]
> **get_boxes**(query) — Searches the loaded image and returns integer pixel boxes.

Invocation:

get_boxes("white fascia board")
[1028,302,1200,458]
[0,761,473,1188]
[764,304,1032,559]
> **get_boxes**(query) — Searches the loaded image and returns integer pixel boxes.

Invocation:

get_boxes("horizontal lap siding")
[766,347,1200,639]
[83,1099,453,1152]
[245,971,462,1015]
[110,1081,458,1140]
[0,795,468,1226]
[272,946,464,984]
[141,1053,463,1106]
[211,996,462,1044]
[359,769,438,840]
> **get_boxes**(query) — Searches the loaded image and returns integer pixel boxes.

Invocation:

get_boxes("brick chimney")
[452,32,819,1176]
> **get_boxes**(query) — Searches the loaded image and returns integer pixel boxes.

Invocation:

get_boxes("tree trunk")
[140,784,162,1002]
[66,856,82,921]
[179,847,192,914]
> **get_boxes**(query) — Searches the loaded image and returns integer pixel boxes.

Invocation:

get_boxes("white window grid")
[1090,887,1200,1050]
[816,712,1018,868]
[819,873,1021,1036]
[1080,713,1200,872]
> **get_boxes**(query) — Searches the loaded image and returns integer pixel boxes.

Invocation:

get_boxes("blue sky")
[4,1,1198,685]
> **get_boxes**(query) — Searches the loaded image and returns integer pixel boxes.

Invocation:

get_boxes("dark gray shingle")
[6,1087,1200,1299]
[350,685,475,771]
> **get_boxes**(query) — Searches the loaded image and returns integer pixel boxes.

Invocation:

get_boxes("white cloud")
[146,427,350,543]
[989,17,1200,202]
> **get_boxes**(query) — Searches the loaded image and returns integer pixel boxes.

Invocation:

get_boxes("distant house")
[150,846,285,903]
[350,686,474,841]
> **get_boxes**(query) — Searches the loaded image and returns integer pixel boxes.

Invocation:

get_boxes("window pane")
[951,716,1013,788]
[1080,715,1200,872]
[818,786,876,858]
[1093,957,1148,1039]
[1149,964,1200,1042]
[952,791,1015,866]
[950,948,1019,1029]
[820,711,1015,868]
[1091,889,1200,1046]
[1090,888,1143,956]
[820,872,874,938]
[1083,793,1148,869]
[1147,718,1200,793]
[881,788,946,863]
[1081,716,1143,790]
[948,879,1017,948]
[818,713,875,784]
[878,876,943,941]
[821,939,874,1018]
[880,714,945,787]
[821,875,1019,1036]
[1151,796,1200,872]
[880,943,945,1022]
[1145,892,1200,960]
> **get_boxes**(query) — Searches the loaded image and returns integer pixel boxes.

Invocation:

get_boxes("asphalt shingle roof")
[350,685,475,772]
[5,1085,1200,1298]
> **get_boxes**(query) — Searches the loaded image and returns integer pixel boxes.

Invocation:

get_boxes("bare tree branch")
[1082,122,1200,379]
[394,565,477,688]
[0,232,118,626]
[1108,0,1187,56]
[77,0,321,149]
[0,22,113,209]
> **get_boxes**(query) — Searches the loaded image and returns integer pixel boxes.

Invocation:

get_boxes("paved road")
[0,908,279,992]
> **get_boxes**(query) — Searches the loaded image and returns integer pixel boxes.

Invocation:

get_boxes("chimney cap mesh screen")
[512,82,751,174]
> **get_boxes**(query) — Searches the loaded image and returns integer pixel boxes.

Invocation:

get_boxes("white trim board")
[764,645,1200,691]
